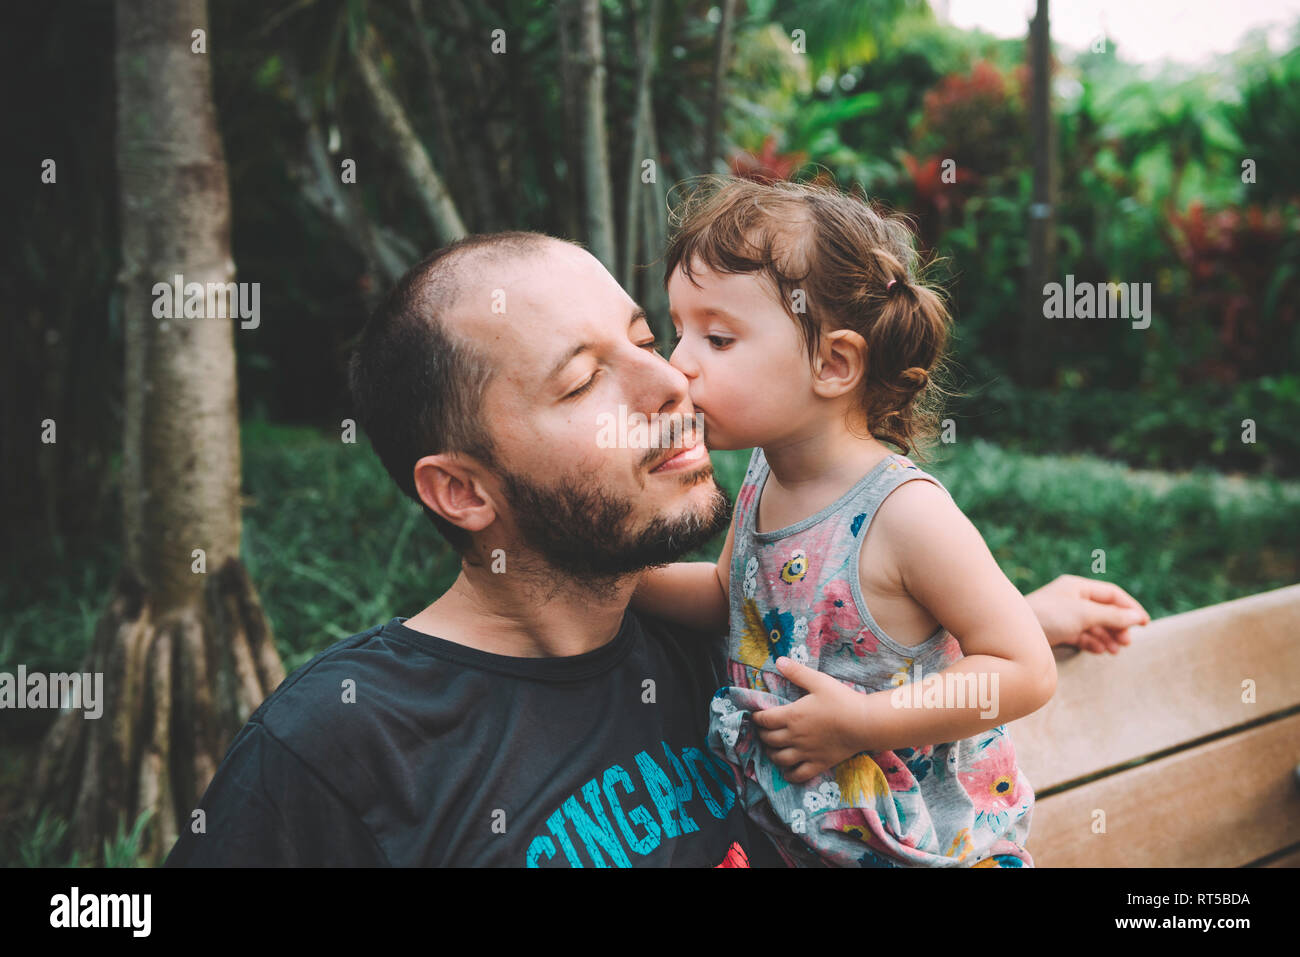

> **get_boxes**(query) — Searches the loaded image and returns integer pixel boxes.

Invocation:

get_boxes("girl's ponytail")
[851,247,952,458]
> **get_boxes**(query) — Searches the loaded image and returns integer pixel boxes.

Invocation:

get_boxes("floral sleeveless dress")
[706,447,1034,868]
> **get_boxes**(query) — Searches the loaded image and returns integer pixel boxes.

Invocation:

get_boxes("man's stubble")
[498,458,732,583]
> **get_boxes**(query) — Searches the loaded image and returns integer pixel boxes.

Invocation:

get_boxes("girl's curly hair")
[663,175,953,458]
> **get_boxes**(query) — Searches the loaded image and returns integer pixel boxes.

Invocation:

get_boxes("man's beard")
[498,460,732,581]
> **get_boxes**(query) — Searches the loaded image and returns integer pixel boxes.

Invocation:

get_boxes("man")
[164,231,1148,867]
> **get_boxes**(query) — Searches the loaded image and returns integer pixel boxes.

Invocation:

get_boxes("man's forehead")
[448,243,640,376]
[452,244,620,324]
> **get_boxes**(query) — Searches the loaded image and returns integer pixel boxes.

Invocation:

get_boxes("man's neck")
[402,561,638,659]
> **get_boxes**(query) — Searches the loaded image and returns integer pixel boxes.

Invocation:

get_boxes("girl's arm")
[752,480,1056,782]
[630,516,735,635]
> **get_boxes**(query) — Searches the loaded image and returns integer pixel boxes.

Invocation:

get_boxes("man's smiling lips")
[649,440,708,474]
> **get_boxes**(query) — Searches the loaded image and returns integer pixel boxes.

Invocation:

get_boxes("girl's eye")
[565,372,598,400]
[707,336,733,349]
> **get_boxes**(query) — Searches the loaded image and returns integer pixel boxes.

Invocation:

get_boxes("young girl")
[632,176,1057,868]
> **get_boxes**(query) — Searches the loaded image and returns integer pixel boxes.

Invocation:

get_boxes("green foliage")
[1224,45,1300,206]
[14,811,79,868]
[925,440,1300,613]
[946,373,1300,473]
[238,421,462,672]
[773,37,1300,475]
[102,809,154,869]
[748,0,913,74]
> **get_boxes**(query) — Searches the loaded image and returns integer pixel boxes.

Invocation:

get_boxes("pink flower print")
[804,615,839,658]
[736,482,758,518]
[958,741,1027,834]
[809,579,878,657]
[846,627,881,658]
[875,750,920,793]
[812,579,858,631]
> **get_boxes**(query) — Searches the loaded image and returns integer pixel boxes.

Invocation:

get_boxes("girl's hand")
[750,657,870,784]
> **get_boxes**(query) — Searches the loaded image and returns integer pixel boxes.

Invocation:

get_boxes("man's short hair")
[348,231,573,554]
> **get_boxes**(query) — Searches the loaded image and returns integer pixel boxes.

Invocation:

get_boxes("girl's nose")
[668,340,697,378]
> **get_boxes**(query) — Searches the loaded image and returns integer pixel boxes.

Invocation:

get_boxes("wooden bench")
[1008,583,1300,867]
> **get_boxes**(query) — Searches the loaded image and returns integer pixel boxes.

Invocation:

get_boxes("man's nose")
[636,341,691,415]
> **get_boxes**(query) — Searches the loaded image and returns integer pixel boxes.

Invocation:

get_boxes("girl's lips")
[649,440,709,473]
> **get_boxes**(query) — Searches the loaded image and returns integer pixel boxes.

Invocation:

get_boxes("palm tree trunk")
[703,0,738,170]
[353,29,467,246]
[1022,0,1056,386]
[577,0,616,270]
[33,0,284,865]
[282,52,407,297]
[556,0,584,241]
[408,0,497,232]
[642,107,672,345]
[622,0,663,290]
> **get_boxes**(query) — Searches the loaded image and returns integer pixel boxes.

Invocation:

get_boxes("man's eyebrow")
[546,307,650,381]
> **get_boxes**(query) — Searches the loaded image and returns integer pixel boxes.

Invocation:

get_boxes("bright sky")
[936,0,1300,65]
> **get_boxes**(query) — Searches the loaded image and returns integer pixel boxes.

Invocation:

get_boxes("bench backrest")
[1008,583,1300,867]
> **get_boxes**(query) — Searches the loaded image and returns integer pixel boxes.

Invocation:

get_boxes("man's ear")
[412,453,498,536]
[811,328,867,399]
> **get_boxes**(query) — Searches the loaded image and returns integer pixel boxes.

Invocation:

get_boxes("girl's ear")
[811,329,868,399]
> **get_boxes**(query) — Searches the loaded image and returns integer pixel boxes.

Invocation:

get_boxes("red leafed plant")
[1168,201,1298,383]
[729,134,807,183]
[913,60,1027,180]
[903,60,1026,247]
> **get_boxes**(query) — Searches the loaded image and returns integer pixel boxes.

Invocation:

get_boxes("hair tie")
[886,279,898,294]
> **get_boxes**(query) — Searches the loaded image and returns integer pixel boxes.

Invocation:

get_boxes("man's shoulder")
[245,612,724,759]
[247,620,425,759]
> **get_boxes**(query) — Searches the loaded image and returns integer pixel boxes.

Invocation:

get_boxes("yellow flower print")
[841,824,871,843]
[888,658,915,689]
[946,828,973,862]
[780,549,808,583]
[989,775,1017,799]
[835,753,889,807]
[736,598,770,669]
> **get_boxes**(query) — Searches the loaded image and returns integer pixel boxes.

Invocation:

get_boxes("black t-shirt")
[163,610,787,867]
